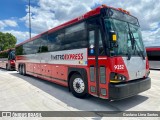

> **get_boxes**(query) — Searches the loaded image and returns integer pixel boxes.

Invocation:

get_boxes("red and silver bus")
[146,46,160,69]
[0,48,15,70]
[15,5,151,100]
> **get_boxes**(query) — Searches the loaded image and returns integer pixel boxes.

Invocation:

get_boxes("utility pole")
[29,0,31,40]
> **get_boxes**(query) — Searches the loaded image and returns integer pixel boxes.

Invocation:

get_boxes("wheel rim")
[73,78,85,93]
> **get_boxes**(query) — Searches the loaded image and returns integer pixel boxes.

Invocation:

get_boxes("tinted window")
[65,23,85,34]
[33,39,41,53]
[16,45,23,55]
[63,22,87,50]
[88,30,95,55]
[8,50,15,60]
[147,51,160,61]
[40,34,48,52]
[99,30,105,55]
[63,29,87,50]
[48,30,64,52]
[87,19,100,28]
[23,41,34,54]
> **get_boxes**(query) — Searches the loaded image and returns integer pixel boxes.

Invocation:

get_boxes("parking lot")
[0,69,160,119]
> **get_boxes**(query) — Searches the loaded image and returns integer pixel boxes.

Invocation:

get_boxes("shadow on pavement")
[10,72,149,111]
[150,69,160,71]
[0,68,16,72]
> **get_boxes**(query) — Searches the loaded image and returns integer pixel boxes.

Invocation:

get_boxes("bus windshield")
[8,50,15,60]
[104,9,146,58]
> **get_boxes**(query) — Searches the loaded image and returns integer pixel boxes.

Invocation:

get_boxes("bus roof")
[16,5,130,47]
[146,46,160,52]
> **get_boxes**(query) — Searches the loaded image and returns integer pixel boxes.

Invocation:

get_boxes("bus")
[15,5,151,100]
[146,46,160,69]
[0,48,15,70]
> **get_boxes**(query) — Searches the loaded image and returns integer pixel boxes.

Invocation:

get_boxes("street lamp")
[29,0,31,40]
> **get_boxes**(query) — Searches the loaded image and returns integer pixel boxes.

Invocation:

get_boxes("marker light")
[102,4,107,8]
[118,8,123,11]
[118,8,130,14]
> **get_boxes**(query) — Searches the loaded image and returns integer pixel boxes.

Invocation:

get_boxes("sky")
[0,0,160,47]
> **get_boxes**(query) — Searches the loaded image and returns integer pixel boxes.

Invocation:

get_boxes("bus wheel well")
[68,68,88,92]
[68,71,81,91]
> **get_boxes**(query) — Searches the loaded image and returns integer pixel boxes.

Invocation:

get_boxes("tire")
[18,65,20,74]
[22,64,26,76]
[19,65,22,75]
[69,73,88,98]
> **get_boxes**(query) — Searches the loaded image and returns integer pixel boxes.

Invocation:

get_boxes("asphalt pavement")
[0,69,159,120]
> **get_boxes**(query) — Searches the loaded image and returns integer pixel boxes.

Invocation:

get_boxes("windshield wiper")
[129,31,145,60]
[127,49,131,60]
[134,40,145,60]
[127,31,134,60]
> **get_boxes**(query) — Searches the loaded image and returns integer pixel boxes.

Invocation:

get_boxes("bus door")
[88,27,109,99]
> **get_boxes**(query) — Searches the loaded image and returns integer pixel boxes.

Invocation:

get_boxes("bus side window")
[33,38,41,53]
[16,45,23,55]
[40,34,48,53]
[8,51,15,60]
[99,30,105,55]
[89,30,95,55]
[48,31,64,52]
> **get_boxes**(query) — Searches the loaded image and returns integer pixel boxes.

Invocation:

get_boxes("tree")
[0,32,17,51]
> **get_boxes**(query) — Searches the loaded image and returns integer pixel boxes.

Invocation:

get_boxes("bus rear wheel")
[69,74,88,98]
[19,64,26,75]
[19,65,22,75]
[21,64,26,75]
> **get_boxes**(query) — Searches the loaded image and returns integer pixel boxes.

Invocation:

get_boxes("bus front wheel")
[69,73,88,98]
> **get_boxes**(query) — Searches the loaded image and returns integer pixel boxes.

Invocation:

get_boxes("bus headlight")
[110,72,127,83]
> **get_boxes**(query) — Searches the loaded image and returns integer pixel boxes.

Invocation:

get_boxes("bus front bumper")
[109,77,151,100]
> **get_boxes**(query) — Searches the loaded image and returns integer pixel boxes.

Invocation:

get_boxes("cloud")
[0,20,18,30]
[1,0,160,46]
[19,0,160,46]
[101,0,160,46]
[142,28,160,46]
[4,20,18,27]
[21,0,94,33]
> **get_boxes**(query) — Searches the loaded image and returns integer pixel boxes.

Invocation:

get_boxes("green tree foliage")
[0,32,17,51]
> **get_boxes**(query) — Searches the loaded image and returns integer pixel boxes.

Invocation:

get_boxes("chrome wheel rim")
[73,78,85,93]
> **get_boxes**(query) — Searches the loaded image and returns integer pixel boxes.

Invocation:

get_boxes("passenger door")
[87,26,109,99]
